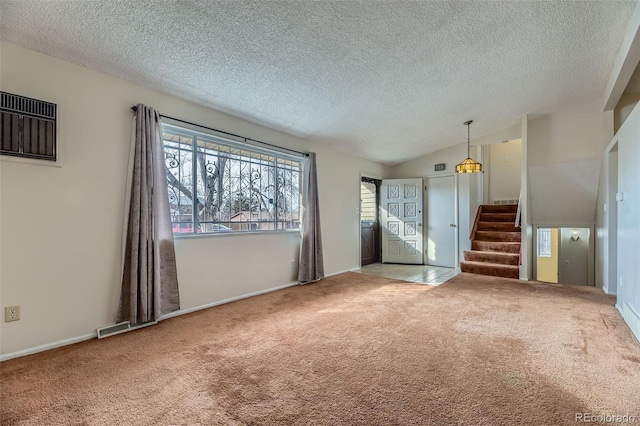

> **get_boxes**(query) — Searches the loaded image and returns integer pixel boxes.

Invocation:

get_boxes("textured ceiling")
[0,1,635,165]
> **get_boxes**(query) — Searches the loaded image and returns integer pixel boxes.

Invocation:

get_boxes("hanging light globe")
[455,120,482,174]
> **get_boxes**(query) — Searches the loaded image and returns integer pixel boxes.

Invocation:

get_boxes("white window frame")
[161,123,303,236]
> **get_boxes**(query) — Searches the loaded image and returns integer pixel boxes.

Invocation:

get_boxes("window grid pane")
[538,228,551,257]
[166,127,195,235]
[162,125,302,235]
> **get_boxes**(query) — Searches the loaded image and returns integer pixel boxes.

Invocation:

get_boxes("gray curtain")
[117,104,180,324]
[298,152,324,283]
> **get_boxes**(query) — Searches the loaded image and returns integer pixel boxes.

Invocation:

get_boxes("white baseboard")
[0,332,97,362]
[159,280,300,321]
[620,302,640,344]
[327,268,359,277]
[0,271,360,362]
[603,280,617,295]
[161,271,356,321]
[1,280,302,362]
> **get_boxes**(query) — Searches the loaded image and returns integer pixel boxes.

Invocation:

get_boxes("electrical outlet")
[5,305,20,322]
[290,259,296,268]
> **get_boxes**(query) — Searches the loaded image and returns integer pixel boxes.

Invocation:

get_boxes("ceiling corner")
[604,0,640,111]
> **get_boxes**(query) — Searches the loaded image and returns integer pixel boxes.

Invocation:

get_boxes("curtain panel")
[118,104,180,324]
[298,152,324,283]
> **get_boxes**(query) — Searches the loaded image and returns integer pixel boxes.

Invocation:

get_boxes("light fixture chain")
[467,122,470,158]
[456,119,482,174]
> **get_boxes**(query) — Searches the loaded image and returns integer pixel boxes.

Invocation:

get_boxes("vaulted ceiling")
[0,1,635,165]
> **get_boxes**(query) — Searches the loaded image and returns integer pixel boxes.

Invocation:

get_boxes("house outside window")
[162,123,302,235]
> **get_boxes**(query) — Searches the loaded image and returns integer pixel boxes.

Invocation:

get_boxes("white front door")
[425,176,456,267]
[381,178,423,264]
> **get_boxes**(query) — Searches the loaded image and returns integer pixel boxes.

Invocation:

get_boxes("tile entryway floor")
[356,263,458,285]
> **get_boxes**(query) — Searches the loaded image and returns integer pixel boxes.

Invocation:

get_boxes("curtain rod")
[131,106,308,157]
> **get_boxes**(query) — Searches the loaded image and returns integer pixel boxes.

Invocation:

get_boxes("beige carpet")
[1,272,639,425]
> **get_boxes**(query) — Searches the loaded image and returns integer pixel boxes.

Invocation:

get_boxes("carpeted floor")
[2,272,639,425]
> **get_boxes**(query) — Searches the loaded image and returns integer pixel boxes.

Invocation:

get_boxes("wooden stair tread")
[475,231,522,242]
[472,241,521,254]
[477,221,521,232]
[460,260,519,270]
[460,261,520,279]
[480,204,518,213]
[480,213,517,222]
[463,250,520,265]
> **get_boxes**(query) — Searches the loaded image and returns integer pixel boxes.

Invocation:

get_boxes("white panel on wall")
[488,139,522,202]
[615,102,640,343]
[529,159,600,225]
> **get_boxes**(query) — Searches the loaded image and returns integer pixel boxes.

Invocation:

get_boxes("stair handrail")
[470,205,483,241]
[515,191,522,228]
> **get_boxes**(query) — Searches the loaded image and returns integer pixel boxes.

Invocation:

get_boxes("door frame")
[423,173,459,269]
[359,175,382,266]
[359,172,383,266]
[605,140,619,295]
[532,224,595,286]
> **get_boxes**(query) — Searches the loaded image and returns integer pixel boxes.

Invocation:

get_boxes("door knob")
[449,223,456,227]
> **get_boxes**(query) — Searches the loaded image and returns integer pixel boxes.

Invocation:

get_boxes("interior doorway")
[360,177,381,266]
[535,227,592,285]
[425,175,456,268]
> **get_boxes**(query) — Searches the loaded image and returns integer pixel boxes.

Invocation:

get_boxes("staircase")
[460,204,521,279]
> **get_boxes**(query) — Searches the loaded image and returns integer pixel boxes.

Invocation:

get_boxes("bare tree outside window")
[162,125,301,234]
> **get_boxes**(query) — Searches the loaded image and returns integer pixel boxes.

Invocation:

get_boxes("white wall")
[527,112,614,226]
[607,150,619,294]
[528,113,613,165]
[613,58,640,133]
[487,139,521,202]
[610,103,640,342]
[390,143,481,263]
[596,146,619,293]
[595,153,607,290]
[0,42,389,357]
[389,142,468,179]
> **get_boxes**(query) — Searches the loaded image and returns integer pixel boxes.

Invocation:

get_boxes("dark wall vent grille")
[0,92,57,161]
[1,92,56,120]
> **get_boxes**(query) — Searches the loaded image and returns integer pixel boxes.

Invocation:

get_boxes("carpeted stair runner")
[461,204,520,279]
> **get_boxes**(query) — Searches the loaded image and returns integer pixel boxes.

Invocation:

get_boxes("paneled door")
[381,178,423,264]
[425,175,456,267]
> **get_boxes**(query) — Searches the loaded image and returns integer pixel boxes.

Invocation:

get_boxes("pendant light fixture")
[455,120,482,174]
